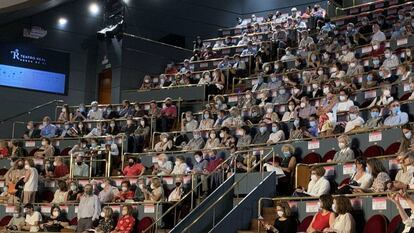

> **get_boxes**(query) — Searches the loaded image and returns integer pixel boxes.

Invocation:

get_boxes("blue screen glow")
[0,64,66,94]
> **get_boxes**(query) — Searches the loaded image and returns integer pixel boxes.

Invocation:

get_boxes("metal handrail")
[180,148,275,232]
[141,151,244,233]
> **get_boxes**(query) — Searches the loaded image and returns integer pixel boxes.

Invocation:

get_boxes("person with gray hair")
[87,101,103,120]
[182,111,198,132]
[344,106,365,133]
[331,135,354,163]
[76,183,101,232]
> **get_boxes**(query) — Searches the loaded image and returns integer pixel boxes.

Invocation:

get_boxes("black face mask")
[166,103,171,107]
[128,162,134,166]
[175,182,182,187]
[76,162,82,166]
[17,164,24,169]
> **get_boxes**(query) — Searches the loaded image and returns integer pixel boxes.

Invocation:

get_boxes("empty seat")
[387,215,402,233]
[363,145,384,158]
[302,152,322,164]
[363,214,388,233]
[0,215,12,227]
[69,217,78,226]
[137,217,155,233]
[385,142,401,155]
[60,147,72,156]
[400,93,412,101]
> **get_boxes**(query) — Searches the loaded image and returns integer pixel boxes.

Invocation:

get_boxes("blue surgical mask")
[272,127,278,133]
[309,121,316,127]
[366,75,372,81]
[370,112,379,118]
[283,151,291,157]
[259,127,267,134]
[392,107,401,115]
[294,120,299,127]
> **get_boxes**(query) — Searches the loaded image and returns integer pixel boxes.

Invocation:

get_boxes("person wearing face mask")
[76,184,101,232]
[98,178,118,204]
[198,110,214,130]
[118,100,134,118]
[152,153,173,176]
[333,90,354,113]
[252,73,268,92]
[58,121,73,138]
[140,75,153,90]
[231,54,247,77]
[346,59,363,77]
[57,104,72,122]
[247,105,263,125]
[397,63,412,82]
[183,131,205,151]
[280,47,297,61]
[272,85,290,105]
[115,181,134,202]
[370,85,394,111]
[307,194,335,233]
[123,157,145,176]
[399,124,414,154]
[371,23,386,45]
[217,126,235,148]
[159,97,177,132]
[384,100,409,126]
[281,101,296,122]
[22,203,42,232]
[69,138,89,156]
[262,103,279,124]
[290,117,307,140]
[252,122,270,145]
[262,201,298,233]
[213,110,229,128]
[337,157,373,195]
[277,144,297,194]
[171,156,188,175]
[295,166,330,197]
[324,196,355,233]
[204,130,220,149]
[41,205,69,232]
[143,177,164,202]
[66,182,80,201]
[359,16,372,34]
[106,120,120,135]
[239,90,256,109]
[51,181,69,204]
[363,106,383,129]
[182,111,198,132]
[0,140,9,158]
[5,205,25,231]
[39,116,57,138]
[267,122,285,144]
[344,106,365,133]
[338,45,355,64]
[298,96,317,119]
[95,206,115,233]
[73,154,89,177]
[22,159,38,204]
[236,126,252,148]
[87,101,103,120]
[74,122,89,137]
[103,104,119,119]
[391,152,414,192]
[168,177,185,202]
[354,158,390,193]
[133,177,146,202]
[33,137,55,159]
[23,121,41,139]
[111,205,136,233]
[132,117,150,153]
[154,133,173,152]
[309,80,323,98]
[332,135,354,163]
[381,49,400,69]
[213,95,228,112]
[299,30,315,50]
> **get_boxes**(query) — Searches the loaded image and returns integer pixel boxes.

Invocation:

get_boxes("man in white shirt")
[381,48,400,69]
[371,23,386,45]
[22,203,42,232]
[338,45,355,64]
[298,30,314,49]
[280,47,297,61]
[344,106,365,133]
[296,166,330,197]
[87,101,103,120]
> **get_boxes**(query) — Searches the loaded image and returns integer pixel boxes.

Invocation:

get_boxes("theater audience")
[307,194,335,233]
[332,135,354,163]
[324,196,355,233]
[295,166,330,197]
[111,205,135,233]
[263,201,297,233]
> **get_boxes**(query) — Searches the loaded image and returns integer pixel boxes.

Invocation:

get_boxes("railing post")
[69,153,74,178]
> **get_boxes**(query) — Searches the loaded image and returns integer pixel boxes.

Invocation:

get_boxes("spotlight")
[122,0,130,4]
[58,17,68,26]
[89,2,100,15]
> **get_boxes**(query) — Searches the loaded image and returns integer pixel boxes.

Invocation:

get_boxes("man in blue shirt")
[384,100,409,127]
[40,116,56,138]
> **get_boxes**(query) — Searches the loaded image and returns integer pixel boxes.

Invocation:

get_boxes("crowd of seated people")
[3,3,414,233]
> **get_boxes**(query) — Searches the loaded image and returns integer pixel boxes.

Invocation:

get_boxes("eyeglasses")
[391,104,400,107]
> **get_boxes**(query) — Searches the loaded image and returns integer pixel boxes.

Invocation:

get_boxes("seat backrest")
[69,217,78,225]
[29,148,39,157]
[364,145,384,158]
[364,214,388,233]
[400,93,411,101]
[297,215,313,232]
[302,152,322,164]
[322,150,336,162]
[385,142,401,155]
[387,215,402,233]
[0,215,12,227]
[137,217,154,233]
[60,147,72,156]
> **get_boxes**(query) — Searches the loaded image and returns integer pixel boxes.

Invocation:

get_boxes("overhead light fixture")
[58,17,68,26]
[89,2,100,15]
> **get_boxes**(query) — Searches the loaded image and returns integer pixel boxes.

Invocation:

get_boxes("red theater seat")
[387,215,401,233]
[363,145,384,158]
[363,214,388,233]
[137,217,154,233]
[0,168,8,176]
[322,150,336,162]
[385,142,401,155]
[60,147,72,156]
[302,152,322,164]
[69,217,78,226]
[29,148,39,157]
[0,215,12,227]
[400,93,412,101]
[297,215,313,232]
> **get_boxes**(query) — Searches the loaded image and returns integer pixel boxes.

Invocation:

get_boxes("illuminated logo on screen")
[10,49,47,65]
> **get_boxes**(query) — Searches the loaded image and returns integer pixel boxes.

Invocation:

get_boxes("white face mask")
[195,157,201,163]
[122,210,128,216]
[332,203,337,213]
[311,174,318,181]
[163,138,168,143]
[41,141,47,146]
[220,132,224,138]
[339,96,346,101]
[24,164,30,170]
[323,87,330,94]
[52,211,59,217]
[100,212,106,218]
[266,108,273,113]
[121,187,128,192]
[338,142,346,149]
